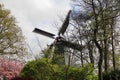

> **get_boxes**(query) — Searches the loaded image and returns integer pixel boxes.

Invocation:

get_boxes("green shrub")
[20,58,97,80]
[103,69,120,80]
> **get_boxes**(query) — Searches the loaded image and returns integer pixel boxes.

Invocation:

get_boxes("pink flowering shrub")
[0,58,24,80]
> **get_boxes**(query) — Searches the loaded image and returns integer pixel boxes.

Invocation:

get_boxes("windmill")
[33,10,84,61]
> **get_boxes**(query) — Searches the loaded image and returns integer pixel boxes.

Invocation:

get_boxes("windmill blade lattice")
[58,10,71,35]
[33,28,56,39]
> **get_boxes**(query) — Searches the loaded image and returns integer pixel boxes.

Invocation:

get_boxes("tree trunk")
[103,29,109,72]
[80,52,84,67]
[104,39,108,72]
[111,21,116,70]
[94,39,103,80]
[88,41,94,67]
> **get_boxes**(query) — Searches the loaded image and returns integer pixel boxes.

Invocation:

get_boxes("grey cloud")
[0,0,70,55]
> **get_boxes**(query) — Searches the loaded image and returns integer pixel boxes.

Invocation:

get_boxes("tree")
[70,0,120,80]
[0,58,24,80]
[20,46,97,80]
[20,57,97,80]
[20,58,59,80]
[103,69,120,80]
[0,4,26,55]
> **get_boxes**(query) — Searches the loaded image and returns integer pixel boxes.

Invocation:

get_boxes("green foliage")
[52,54,65,65]
[20,58,97,80]
[20,58,53,80]
[20,61,37,78]
[103,69,120,80]
[0,4,26,55]
[67,64,98,80]
[41,47,65,65]
[115,53,120,69]
[41,48,52,58]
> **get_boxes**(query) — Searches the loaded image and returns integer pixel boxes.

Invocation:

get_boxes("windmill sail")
[33,28,55,39]
[58,10,71,35]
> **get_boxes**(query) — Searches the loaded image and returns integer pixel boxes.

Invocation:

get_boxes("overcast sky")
[0,0,71,55]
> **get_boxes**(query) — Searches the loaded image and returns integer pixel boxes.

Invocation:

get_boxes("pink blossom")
[0,58,24,80]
